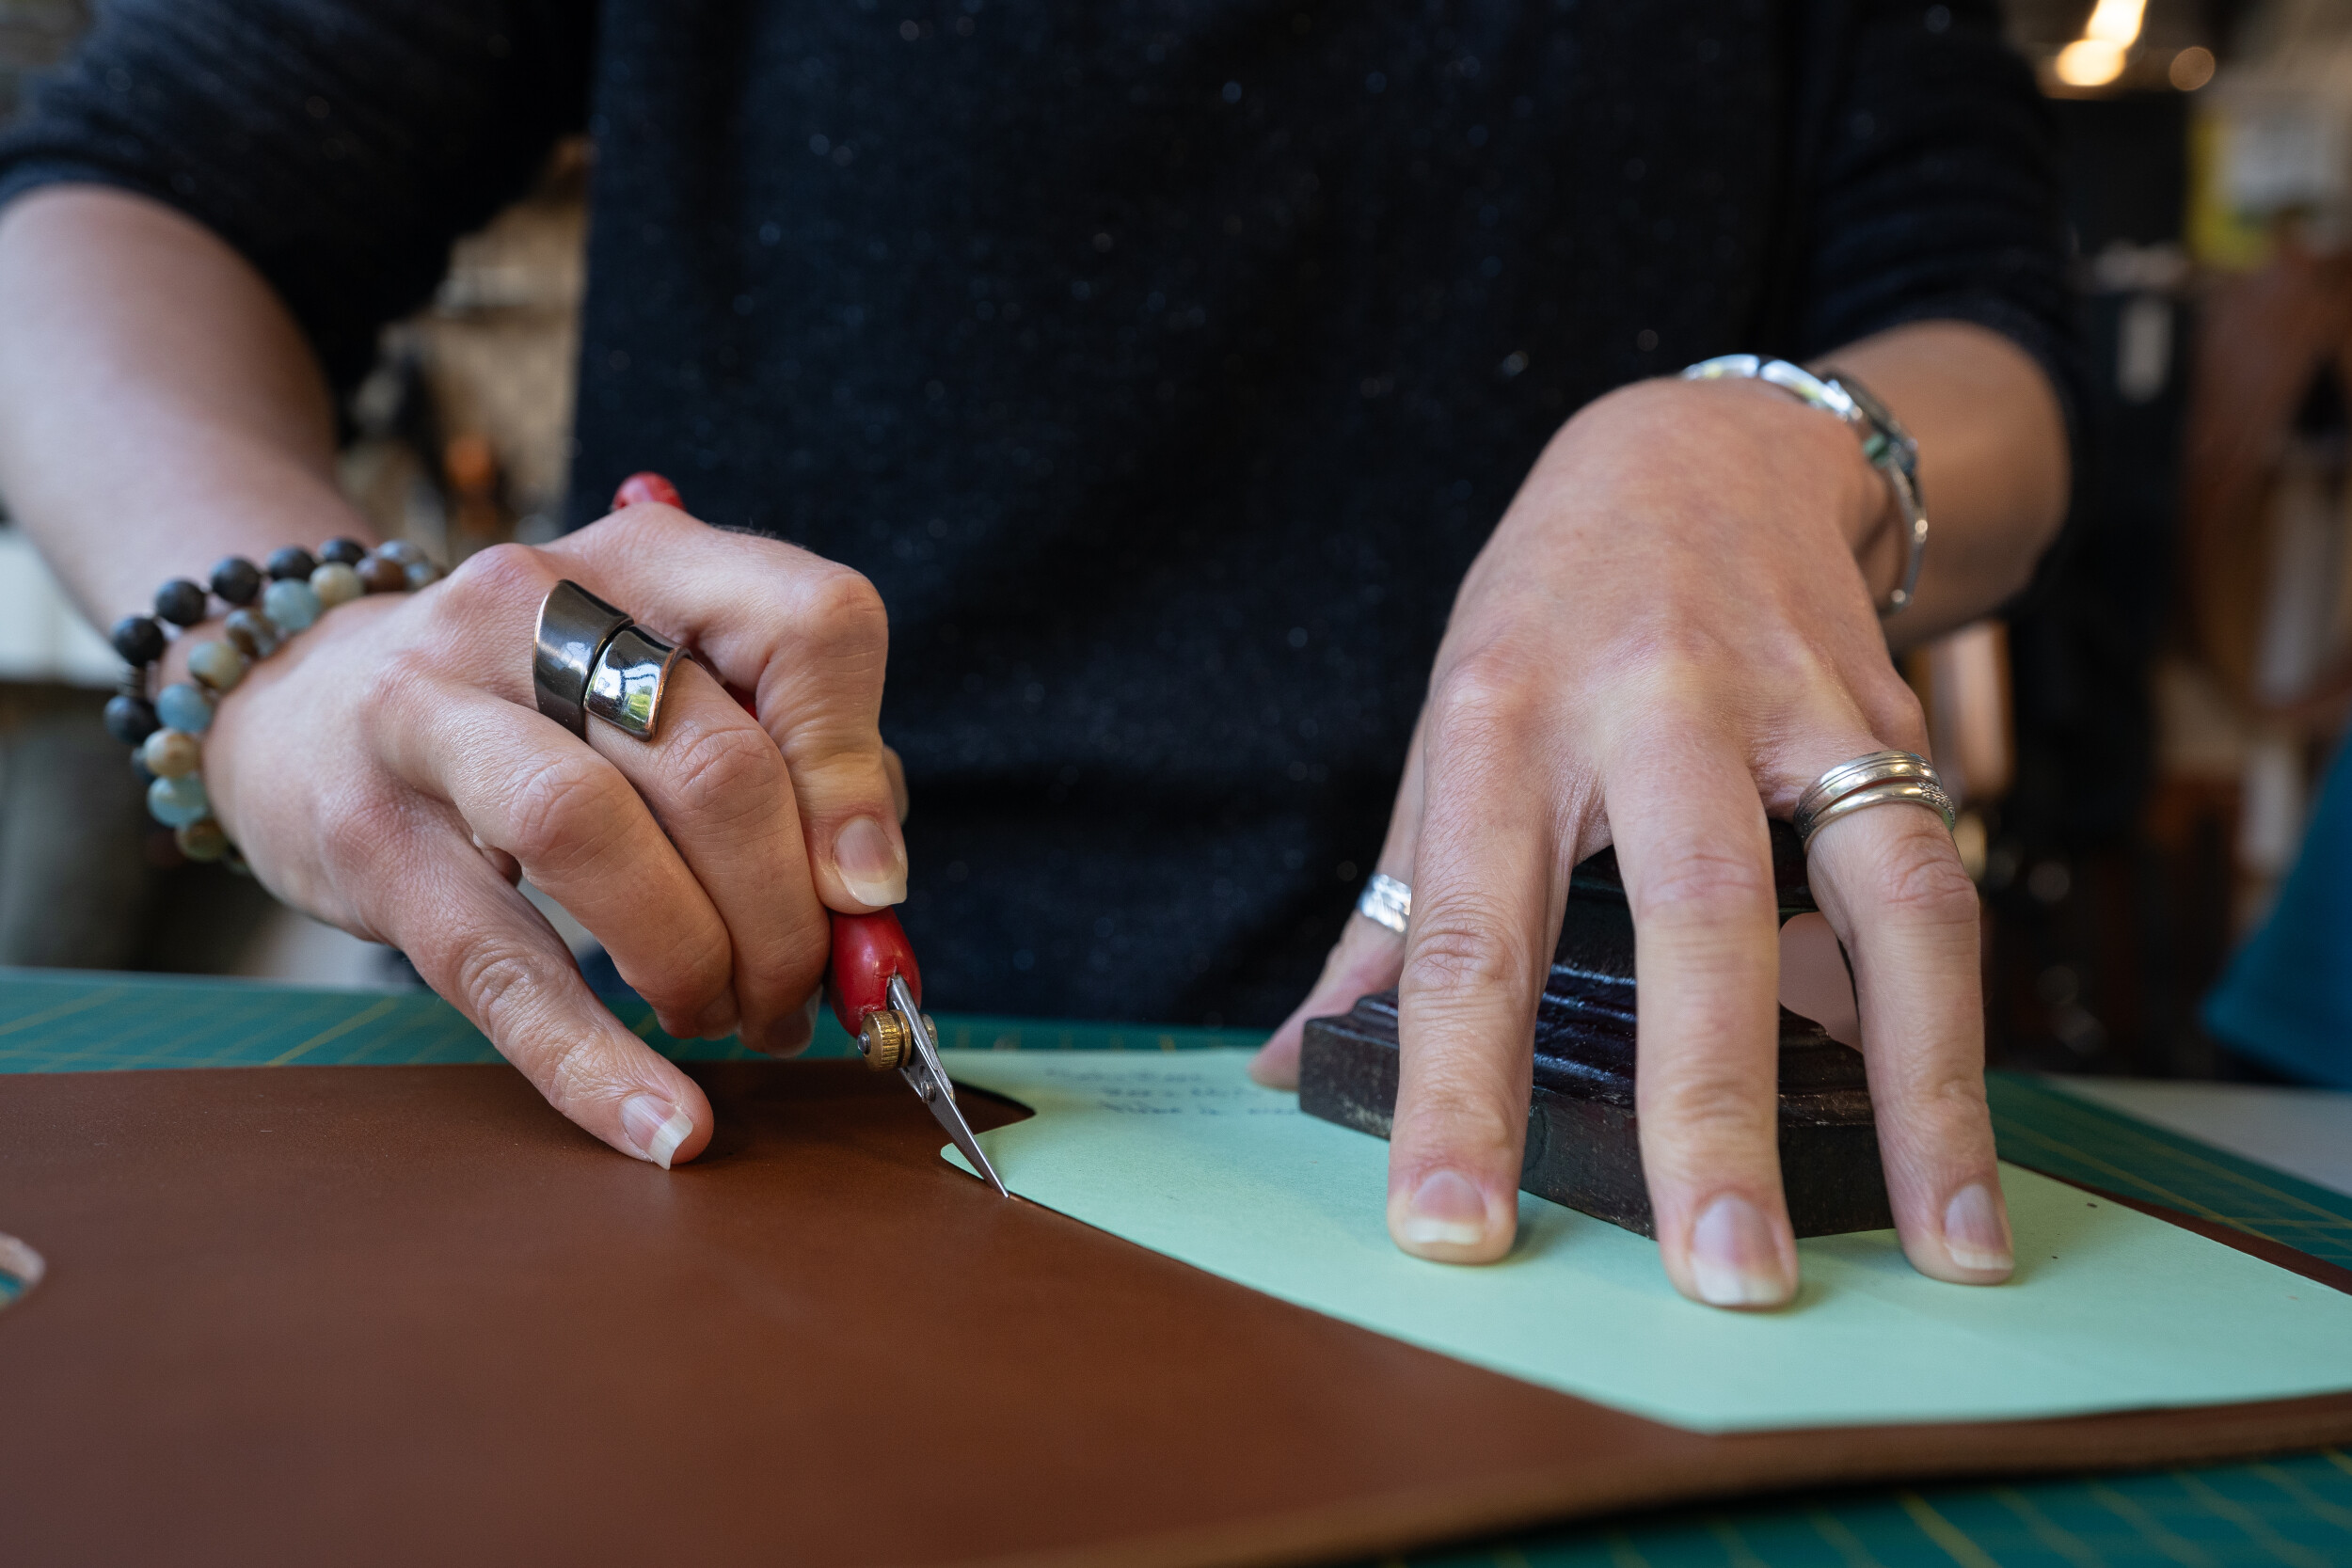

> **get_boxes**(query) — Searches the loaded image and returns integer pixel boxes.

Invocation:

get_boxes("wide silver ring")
[533,580,680,740]
[1356,872,1411,934]
[1792,749,1956,849]
[585,623,683,740]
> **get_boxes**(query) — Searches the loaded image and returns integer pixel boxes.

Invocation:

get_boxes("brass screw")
[858,1008,911,1071]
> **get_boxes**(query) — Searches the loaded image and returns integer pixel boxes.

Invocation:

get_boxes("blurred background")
[0,0,2346,1082]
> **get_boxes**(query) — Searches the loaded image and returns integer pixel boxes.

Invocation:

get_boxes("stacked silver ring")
[532,579,683,740]
[1791,749,1956,849]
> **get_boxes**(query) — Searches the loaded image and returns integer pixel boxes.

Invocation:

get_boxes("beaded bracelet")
[102,538,440,865]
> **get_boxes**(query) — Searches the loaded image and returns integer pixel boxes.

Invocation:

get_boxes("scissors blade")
[888,975,1010,1198]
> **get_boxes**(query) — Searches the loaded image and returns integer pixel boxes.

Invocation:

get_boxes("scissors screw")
[857,1008,912,1071]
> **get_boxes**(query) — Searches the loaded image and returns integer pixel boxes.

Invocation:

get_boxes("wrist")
[1579,373,1891,539]
[1669,358,1919,612]
[112,539,434,861]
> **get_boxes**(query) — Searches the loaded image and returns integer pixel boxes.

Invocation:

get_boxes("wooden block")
[1300,825,1896,1238]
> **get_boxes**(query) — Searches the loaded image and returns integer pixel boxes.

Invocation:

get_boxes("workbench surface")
[3,968,2346,1568]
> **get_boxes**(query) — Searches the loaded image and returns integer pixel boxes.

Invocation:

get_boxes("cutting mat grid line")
[4,970,2349,1568]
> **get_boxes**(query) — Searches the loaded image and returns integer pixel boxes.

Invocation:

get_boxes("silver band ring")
[1356,871,1411,934]
[1792,749,1956,849]
[584,623,683,739]
[533,580,682,741]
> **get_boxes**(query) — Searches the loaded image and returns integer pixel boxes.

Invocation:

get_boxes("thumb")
[1250,908,1407,1087]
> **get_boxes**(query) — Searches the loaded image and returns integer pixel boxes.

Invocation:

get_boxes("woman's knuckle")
[1645,1065,1774,1142]
[1858,677,1931,753]
[365,648,442,727]
[664,721,778,820]
[1916,1059,1992,1119]
[456,944,535,1019]
[1630,843,1774,924]
[1404,916,1530,998]
[1431,646,1540,729]
[440,540,547,612]
[1424,653,1548,775]
[434,937,558,1050]
[1613,613,1739,685]
[799,564,889,647]
[1875,841,1979,927]
[504,756,622,867]
[594,501,690,549]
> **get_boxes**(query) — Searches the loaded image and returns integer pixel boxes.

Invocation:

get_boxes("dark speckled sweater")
[0,0,2074,1025]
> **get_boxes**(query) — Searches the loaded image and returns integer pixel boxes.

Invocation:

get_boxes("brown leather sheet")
[3,1061,2347,1568]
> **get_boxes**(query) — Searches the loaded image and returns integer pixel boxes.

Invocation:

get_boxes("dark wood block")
[1300,824,1896,1238]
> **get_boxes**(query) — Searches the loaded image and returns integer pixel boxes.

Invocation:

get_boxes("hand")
[1253,372,2012,1306]
[183,502,907,1167]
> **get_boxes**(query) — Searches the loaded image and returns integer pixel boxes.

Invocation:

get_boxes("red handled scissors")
[610,472,1009,1196]
[824,909,1009,1195]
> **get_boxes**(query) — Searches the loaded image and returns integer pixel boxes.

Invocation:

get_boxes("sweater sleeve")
[1791,0,2082,431]
[0,0,594,393]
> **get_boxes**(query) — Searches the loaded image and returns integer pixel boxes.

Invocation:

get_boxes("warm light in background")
[2169,45,2216,91]
[2083,0,2150,48]
[2057,39,2127,87]
[2054,0,2148,88]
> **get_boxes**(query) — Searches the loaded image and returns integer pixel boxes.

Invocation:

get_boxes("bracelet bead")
[310,562,362,609]
[209,556,262,607]
[265,546,318,581]
[186,640,248,693]
[153,578,210,627]
[357,553,408,594]
[103,693,160,747]
[109,614,167,667]
[155,682,214,734]
[140,727,201,779]
[120,537,433,859]
[146,772,210,828]
[262,578,322,631]
[222,608,283,659]
[176,819,229,863]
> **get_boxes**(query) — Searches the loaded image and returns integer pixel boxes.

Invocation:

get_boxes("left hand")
[1250,372,2011,1307]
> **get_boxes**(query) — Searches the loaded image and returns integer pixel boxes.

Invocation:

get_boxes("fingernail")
[619,1094,694,1170]
[1942,1180,2014,1273]
[835,816,907,907]
[1399,1169,1488,1247]
[1688,1194,1794,1307]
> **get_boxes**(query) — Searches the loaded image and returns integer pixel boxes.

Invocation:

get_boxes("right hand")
[182,500,907,1168]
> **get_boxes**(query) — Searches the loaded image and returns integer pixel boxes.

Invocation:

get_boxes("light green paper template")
[937,1050,2352,1433]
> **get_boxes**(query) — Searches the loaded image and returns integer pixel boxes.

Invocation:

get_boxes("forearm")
[0,185,375,626]
[1821,319,2070,647]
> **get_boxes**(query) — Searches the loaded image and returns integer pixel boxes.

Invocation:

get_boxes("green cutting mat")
[3,968,2348,1568]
